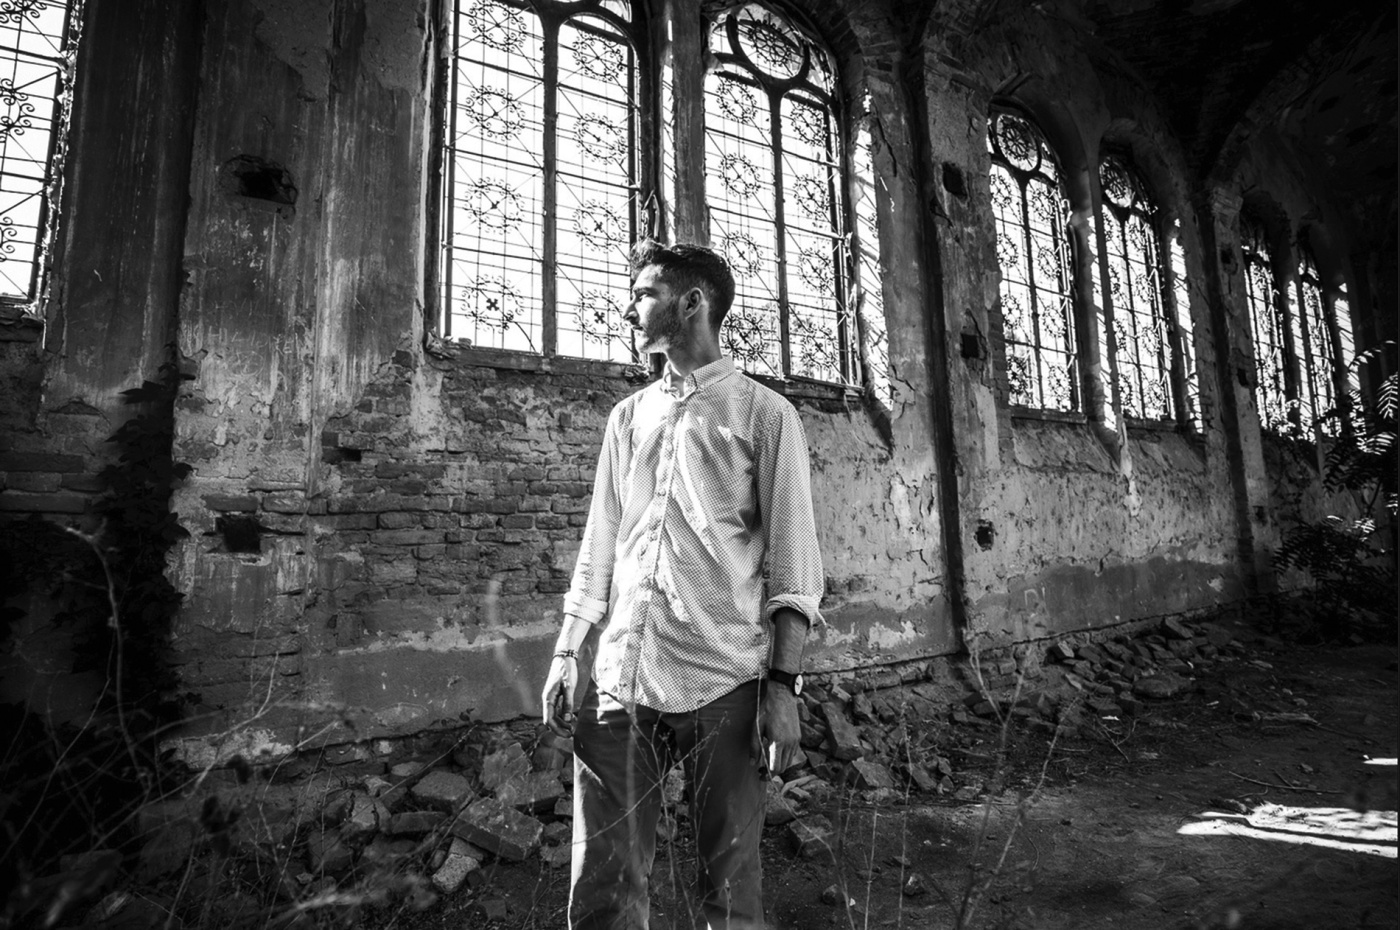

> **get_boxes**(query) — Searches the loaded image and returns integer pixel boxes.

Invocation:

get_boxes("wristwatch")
[767,668,803,695]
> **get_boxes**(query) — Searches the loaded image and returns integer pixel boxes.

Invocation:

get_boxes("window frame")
[700,1,859,388]
[428,0,881,398]
[1095,150,1198,431]
[0,0,85,320]
[427,0,656,365]
[1239,215,1356,439]
[1290,239,1355,437]
[985,104,1085,416]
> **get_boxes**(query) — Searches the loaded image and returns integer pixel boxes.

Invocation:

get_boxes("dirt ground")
[379,616,1398,930]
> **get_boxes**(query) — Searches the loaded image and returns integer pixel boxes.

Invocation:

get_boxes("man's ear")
[682,287,705,321]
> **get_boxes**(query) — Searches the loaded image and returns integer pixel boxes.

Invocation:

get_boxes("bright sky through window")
[439,0,640,363]
[987,111,1078,412]
[0,0,82,310]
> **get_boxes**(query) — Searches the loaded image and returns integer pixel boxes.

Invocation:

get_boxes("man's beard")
[637,295,688,354]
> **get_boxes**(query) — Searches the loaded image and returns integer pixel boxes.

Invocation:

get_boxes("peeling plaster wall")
[168,0,432,746]
[920,4,1245,646]
[0,0,202,724]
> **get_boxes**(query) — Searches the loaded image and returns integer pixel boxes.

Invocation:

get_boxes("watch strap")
[767,668,800,691]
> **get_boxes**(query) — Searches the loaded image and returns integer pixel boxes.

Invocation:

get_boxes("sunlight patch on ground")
[1179,803,1398,858]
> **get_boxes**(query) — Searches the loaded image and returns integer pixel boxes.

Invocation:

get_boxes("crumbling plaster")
[916,4,1242,645]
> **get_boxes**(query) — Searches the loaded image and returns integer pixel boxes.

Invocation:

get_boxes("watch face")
[792,674,803,696]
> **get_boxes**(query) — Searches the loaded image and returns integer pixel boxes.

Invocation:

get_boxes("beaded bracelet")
[554,649,578,661]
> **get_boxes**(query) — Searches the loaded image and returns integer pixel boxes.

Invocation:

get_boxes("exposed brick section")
[0,492,89,513]
[299,359,638,646]
[0,452,86,472]
[204,495,260,512]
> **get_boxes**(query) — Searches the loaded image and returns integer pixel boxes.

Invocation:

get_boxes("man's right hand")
[541,653,576,736]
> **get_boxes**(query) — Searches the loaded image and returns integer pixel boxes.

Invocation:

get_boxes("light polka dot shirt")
[564,357,825,713]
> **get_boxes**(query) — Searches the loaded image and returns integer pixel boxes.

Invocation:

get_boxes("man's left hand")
[755,684,802,776]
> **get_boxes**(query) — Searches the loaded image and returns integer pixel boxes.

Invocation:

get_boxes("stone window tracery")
[986,109,1079,412]
[0,0,83,313]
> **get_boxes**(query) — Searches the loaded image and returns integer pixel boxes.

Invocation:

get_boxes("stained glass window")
[1097,154,1198,427]
[438,0,641,363]
[704,3,857,385]
[0,0,83,311]
[1240,216,1289,433]
[987,110,1078,412]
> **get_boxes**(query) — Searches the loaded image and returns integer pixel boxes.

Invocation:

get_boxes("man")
[540,239,824,930]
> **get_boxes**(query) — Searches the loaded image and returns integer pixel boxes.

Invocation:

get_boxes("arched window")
[1240,215,1289,433]
[1292,244,1355,435]
[1097,154,1199,426]
[987,109,1078,412]
[0,0,84,313]
[704,3,855,385]
[436,0,642,363]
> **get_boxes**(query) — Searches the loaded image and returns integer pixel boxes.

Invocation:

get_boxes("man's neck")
[662,338,722,378]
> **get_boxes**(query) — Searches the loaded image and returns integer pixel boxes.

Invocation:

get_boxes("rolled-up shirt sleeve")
[757,401,825,628]
[563,404,624,625]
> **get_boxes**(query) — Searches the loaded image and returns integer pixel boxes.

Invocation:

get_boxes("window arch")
[1097,153,1199,427]
[987,109,1079,412]
[703,3,855,385]
[1240,214,1290,433]
[436,0,643,363]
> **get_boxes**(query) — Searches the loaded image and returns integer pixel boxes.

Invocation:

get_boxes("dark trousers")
[569,679,766,930]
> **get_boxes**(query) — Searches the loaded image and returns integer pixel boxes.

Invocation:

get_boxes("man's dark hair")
[630,239,736,330]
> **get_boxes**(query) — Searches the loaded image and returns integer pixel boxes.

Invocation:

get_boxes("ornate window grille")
[0,0,83,312]
[986,110,1079,412]
[1292,245,1354,435]
[704,3,856,385]
[1240,216,1290,433]
[1098,154,1198,426]
[436,0,642,363]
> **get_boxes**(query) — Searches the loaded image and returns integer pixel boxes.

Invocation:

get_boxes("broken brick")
[432,837,485,894]
[1162,617,1193,640]
[787,814,836,861]
[480,744,531,791]
[848,759,897,790]
[495,771,566,813]
[410,769,474,812]
[822,703,864,761]
[451,798,543,861]
[387,810,446,835]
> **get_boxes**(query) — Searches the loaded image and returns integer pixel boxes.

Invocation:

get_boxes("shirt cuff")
[765,594,825,630]
[563,591,608,625]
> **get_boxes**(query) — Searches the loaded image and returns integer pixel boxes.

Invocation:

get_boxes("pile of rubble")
[114,615,1245,922]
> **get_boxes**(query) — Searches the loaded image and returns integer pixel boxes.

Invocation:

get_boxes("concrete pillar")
[1196,186,1275,593]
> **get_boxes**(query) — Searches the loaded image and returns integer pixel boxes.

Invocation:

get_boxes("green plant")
[1275,342,1398,637]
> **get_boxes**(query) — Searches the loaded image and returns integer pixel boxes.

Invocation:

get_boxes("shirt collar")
[660,357,736,398]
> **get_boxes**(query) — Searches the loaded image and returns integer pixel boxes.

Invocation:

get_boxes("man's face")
[625,264,688,355]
